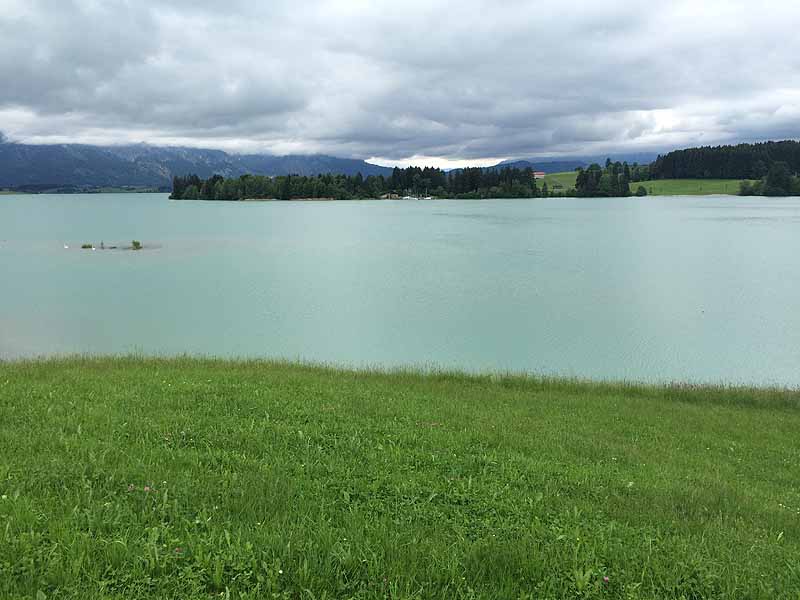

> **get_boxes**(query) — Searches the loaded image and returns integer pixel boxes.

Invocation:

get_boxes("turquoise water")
[2,193,799,386]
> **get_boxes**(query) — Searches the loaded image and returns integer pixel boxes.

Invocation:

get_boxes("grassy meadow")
[635,179,756,196]
[539,172,756,196]
[1,358,799,599]
[538,171,579,192]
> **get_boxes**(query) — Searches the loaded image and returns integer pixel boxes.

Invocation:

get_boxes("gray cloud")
[1,0,800,166]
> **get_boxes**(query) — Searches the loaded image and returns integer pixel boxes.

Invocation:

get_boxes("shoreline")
[2,191,771,199]
[170,193,753,202]
[4,355,799,396]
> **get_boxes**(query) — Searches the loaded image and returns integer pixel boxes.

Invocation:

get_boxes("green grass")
[636,179,756,196]
[539,171,579,191]
[539,173,757,196]
[1,358,799,599]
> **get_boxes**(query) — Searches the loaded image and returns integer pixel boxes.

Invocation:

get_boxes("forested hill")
[0,141,391,189]
[650,140,800,179]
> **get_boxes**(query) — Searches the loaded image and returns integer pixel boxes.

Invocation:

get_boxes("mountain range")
[0,142,393,190]
[497,153,660,173]
[0,138,662,190]
[491,160,588,173]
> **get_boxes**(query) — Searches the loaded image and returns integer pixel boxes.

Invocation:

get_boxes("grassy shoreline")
[2,357,799,598]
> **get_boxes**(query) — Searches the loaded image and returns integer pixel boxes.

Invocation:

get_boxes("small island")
[77,240,144,251]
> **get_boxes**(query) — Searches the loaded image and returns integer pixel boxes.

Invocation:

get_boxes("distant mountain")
[587,152,660,166]
[234,153,391,179]
[0,135,665,190]
[445,159,588,175]
[493,159,587,173]
[0,141,392,189]
[495,153,660,173]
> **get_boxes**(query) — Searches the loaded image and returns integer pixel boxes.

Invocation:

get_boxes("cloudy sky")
[2,0,800,168]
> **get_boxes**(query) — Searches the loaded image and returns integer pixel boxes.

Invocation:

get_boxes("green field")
[635,179,756,196]
[540,173,756,196]
[538,171,579,192]
[1,358,799,598]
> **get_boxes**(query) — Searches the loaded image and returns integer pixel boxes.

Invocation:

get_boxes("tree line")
[739,162,800,196]
[171,140,800,200]
[650,140,800,180]
[574,161,649,197]
[171,160,658,201]
[170,166,575,201]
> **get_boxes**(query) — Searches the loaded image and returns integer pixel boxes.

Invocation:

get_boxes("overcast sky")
[2,0,800,168]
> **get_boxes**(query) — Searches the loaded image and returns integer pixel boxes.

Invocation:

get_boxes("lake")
[1,193,799,386]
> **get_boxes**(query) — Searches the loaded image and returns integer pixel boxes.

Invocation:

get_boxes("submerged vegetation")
[76,241,141,251]
[1,357,798,598]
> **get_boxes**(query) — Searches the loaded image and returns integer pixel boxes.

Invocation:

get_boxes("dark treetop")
[650,140,800,180]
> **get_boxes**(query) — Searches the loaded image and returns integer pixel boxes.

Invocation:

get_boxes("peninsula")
[170,141,800,201]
